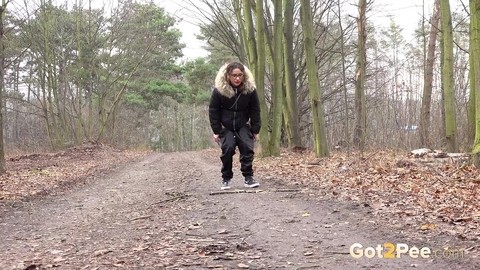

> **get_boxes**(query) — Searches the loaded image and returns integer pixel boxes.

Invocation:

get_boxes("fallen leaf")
[420,223,437,230]
[454,216,473,222]
[217,229,228,234]
[132,246,149,252]
[94,249,112,256]
[53,257,65,263]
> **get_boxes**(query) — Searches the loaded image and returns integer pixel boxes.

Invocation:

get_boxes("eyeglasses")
[229,73,244,79]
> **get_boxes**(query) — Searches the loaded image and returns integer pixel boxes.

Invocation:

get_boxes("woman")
[208,62,261,190]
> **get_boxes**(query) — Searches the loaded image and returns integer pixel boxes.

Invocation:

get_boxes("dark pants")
[220,126,254,179]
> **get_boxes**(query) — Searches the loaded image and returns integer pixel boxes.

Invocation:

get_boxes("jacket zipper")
[233,88,237,131]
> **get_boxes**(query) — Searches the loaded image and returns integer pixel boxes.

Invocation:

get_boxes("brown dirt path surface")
[0,149,478,269]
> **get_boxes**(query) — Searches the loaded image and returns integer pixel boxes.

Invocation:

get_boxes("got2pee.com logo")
[350,243,465,259]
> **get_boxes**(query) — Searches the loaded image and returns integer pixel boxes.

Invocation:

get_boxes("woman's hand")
[213,134,220,143]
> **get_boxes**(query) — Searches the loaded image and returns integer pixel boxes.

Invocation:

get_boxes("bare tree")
[300,0,328,157]
[468,0,477,146]
[440,0,457,152]
[337,0,350,150]
[470,0,480,165]
[353,0,367,152]
[268,0,285,156]
[0,0,9,174]
[254,0,270,156]
[419,0,440,148]
[283,0,302,149]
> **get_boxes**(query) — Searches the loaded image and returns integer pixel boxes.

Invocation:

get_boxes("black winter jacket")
[208,64,261,135]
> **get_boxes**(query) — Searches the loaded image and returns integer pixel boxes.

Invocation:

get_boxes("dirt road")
[0,150,477,269]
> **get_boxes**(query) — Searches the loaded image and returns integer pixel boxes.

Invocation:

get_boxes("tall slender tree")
[0,0,8,174]
[269,0,284,156]
[440,0,457,152]
[337,0,350,150]
[233,0,248,63]
[419,0,441,148]
[468,0,477,146]
[254,0,271,157]
[300,0,328,157]
[353,0,367,152]
[240,0,257,72]
[283,0,302,149]
[470,0,480,165]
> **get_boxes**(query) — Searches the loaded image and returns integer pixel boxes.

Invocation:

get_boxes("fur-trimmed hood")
[214,63,256,98]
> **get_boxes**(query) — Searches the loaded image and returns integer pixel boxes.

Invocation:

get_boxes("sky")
[371,0,463,39]
[156,0,210,60]
[160,0,465,60]
[61,0,466,60]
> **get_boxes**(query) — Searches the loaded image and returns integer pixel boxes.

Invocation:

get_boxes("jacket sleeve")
[208,89,223,134]
[249,90,261,134]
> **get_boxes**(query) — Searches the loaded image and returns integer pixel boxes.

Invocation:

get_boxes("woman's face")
[228,68,244,87]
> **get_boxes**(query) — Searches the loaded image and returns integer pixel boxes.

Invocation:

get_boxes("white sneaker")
[244,177,260,188]
[221,179,231,190]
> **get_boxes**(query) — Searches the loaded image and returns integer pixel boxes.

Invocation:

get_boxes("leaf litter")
[255,148,479,254]
[0,144,478,265]
[0,142,147,202]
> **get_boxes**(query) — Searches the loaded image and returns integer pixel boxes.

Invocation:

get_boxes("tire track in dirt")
[0,150,477,269]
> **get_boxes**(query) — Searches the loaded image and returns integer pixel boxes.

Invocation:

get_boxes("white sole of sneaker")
[221,186,231,190]
[244,183,260,188]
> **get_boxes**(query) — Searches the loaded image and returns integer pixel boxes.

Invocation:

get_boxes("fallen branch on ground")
[130,215,152,221]
[186,238,214,242]
[209,189,264,195]
[274,189,303,193]
[209,189,302,195]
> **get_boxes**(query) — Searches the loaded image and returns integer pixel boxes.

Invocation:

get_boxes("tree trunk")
[283,0,302,149]
[75,1,85,144]
[0,0,7,174]
[440,0,457,152]
[268,0,284,156]
[419,0,440,148]
[241,0,257,73]
[254,0,271,157]
[40,0,56,149]
[300,0,328,157]
[353,0,367,152]
[468,0,477,148]
[88,0,94,140]
[336,0,350,151]
[470,0,480,166]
